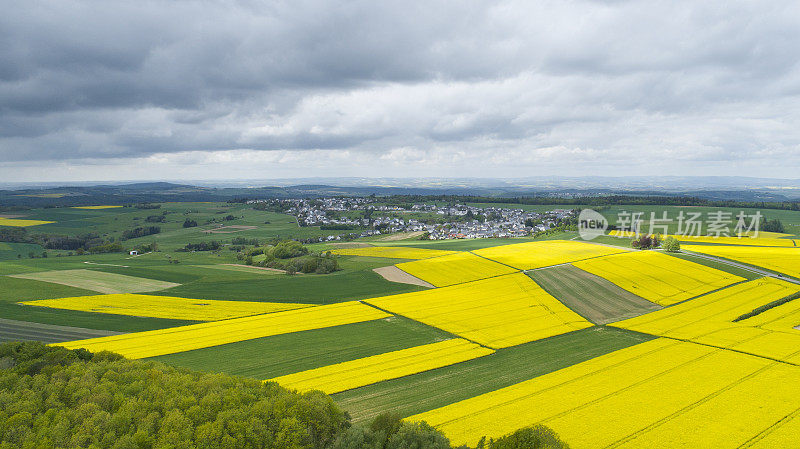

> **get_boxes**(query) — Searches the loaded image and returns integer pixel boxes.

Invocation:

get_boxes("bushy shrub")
[272,240,308,259]
[484,425,570,449]
[631,234,660,250]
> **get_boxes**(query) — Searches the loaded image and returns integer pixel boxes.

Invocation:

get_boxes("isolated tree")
[662,236,680,252]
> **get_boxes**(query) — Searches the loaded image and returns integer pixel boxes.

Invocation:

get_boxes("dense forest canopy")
[0,342,568,449]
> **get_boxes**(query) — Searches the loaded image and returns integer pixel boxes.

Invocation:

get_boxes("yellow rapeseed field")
[395,252,518,287]
[72,205,124,209]
[682,244,800,278]
[56,301,390,359]
[612,278,800,364]
[572,250,745,305]
[473,240,627,270]
[269,338,493,394]
[365,272,593,348]
[21,294,312,321]
[0,218,54,227]
[410,338,800,448]
[608,230,797,247]
[330,246,457,260]
[738,298,800,332]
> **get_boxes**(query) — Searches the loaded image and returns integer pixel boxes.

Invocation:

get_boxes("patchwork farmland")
[4,200,800,448]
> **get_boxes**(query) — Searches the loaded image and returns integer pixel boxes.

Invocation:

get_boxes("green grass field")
[0,275,95,302]
[151,316,453,379]
[16,202,357,252]
[0,275,199,332]
[0,317,122,343]
[0,242,47,260]
[152,268,424,303]
[528,265,661,324]
[332,326,654,423]
[577,234,634,248]
[9,269,179,294]
[0,244,422,307]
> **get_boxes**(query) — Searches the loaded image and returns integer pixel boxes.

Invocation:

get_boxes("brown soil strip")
[0,214,26,218]
[373,266,434,288]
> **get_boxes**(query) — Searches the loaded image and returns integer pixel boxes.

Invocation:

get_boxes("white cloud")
[1,0,800,180]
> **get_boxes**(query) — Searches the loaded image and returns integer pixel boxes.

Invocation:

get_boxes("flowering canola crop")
[21,294,312,321]
[473,240,627,270]
[365,273,593,348]
[0,218,54,227]
[573,250,745,305]
[682,244,800,278]
[411,338,800,448]
[396,252,518,287]
[738,298,800,332]
[270,338,493,394]
[612,278,800,364]
[56,301,390,359]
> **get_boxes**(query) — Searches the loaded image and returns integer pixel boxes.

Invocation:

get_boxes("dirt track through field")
[373,266,434,288]
[0,317,123,343]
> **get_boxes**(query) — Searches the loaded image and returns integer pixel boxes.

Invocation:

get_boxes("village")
[248,198,578,241]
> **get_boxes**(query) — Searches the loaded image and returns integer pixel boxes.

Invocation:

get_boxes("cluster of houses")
[248,198,576,241]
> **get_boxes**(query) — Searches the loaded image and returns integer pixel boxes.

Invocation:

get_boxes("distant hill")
[1,178,799,208]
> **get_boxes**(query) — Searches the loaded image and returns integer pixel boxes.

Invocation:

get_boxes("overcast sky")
[2,0,800,182]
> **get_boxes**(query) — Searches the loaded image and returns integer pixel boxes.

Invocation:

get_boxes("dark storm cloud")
[1,0,800,178]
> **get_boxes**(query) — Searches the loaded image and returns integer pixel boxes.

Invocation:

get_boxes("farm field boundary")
[528,265,661,324]
[410,338,800,448]
[572,250,745,306]
[150,316,454,379]
[270,338,494,394]
[365,272,593,348]
[333,327,654,423]
[21,294,312,321]
[55,301,391,359]
[373,266,434,288]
